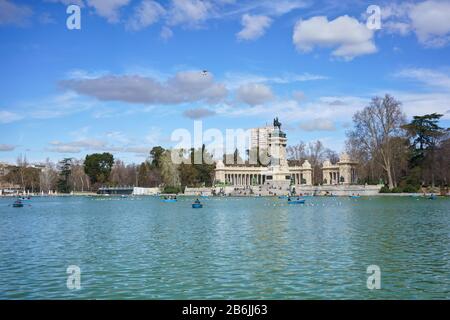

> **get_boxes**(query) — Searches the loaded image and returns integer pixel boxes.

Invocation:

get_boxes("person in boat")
[297,197,300,200]
[174,196,177,200]
[194,198,201,204]
[287,196,291,201]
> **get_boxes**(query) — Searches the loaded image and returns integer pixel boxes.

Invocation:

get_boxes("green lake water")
[0,196,449,299]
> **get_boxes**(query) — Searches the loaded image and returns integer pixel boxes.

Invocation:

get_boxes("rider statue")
[273,117,281,129]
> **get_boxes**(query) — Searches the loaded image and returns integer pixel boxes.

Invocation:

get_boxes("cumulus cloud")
[299,118,337,131]
[236,83,274,105]
[382,1,450,47]
[0,144,15,151]
[86,0,131,23]
[60,70,228,105]
[236,14,272,40]
[126,0,165,31]
[409,0,450,47]
[183,107,216,119]
[0,0,32,26]
[293,15,376,60]
[167,0,211,26]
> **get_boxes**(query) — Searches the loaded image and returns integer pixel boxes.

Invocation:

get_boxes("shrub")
[402,184,420,193]
[390,187,402,193]
[379,186,391,193]
[163,186,182,194]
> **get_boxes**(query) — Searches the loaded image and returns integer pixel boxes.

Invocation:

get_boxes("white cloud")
[0,110,23,123]
[47,145,82,153]
[0,144,15,151]
[236,14,272,41]
[224,71,327,89]
[409,0,450,47]
[29,92,96,119]
[168,0,211,26]
[50,139,107,149]
[382,1,450,47]
[86,0,131,23]
[236,83,274,105]
[60,70,228,105]
[293,15,376,60]
[0,0,32,26]
[183,107,216,119]
[395,68,450,90]
[126,0,166,31]
[299,118,337,131]
[381,91,450,120]
[292,90,305,101]
[46,0,85,6]
[146,126,162,144]
[217,95,368,123]
[160,26,173,39]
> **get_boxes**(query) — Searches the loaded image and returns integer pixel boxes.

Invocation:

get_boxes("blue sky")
[1,0,450,164]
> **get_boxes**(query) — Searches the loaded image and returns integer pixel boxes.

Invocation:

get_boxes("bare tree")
[347,94,406,189]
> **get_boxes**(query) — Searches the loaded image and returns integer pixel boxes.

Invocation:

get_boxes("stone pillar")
[304,170,312,186]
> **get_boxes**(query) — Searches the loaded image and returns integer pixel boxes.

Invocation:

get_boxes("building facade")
[215,119,357,186]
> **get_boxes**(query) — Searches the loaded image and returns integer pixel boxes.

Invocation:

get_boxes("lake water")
[0,196,449,299]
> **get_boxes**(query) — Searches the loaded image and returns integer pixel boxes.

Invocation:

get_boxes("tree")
[160,150,180,187]
[402,113,449,187]
[39,158,58,193]
[149,146,165,168]
[347,94,406,189]
[84,153,114,186]
[57,158,73,193]
[70,159,90,192]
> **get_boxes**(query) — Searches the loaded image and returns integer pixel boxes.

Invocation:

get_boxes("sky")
[1,0,450,164]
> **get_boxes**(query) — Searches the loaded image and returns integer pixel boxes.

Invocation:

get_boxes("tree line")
[1,94,448,194]
[1,146,216,194]
[287,95,449,191]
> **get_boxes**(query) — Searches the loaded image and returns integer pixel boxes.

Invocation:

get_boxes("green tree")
[402,113,449,186]
[84,153,114,186]
[57,158,73,193]
[150,146,165,168]
[402,113,448,165]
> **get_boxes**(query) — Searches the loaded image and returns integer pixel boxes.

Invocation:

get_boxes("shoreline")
[1,193,448,198]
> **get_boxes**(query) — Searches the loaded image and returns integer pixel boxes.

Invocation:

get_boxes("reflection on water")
[0,196,448,299]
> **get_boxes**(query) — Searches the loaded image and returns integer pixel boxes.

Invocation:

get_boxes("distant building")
[250,125,274,151]
[215,118,358,187]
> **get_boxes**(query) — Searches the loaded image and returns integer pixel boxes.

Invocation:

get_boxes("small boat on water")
[192,199,203,208]
[428,194,437,200]
[278,195,288,199]
[12,200,24,208]
[161,195,177,202]
[287,198,305,204]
